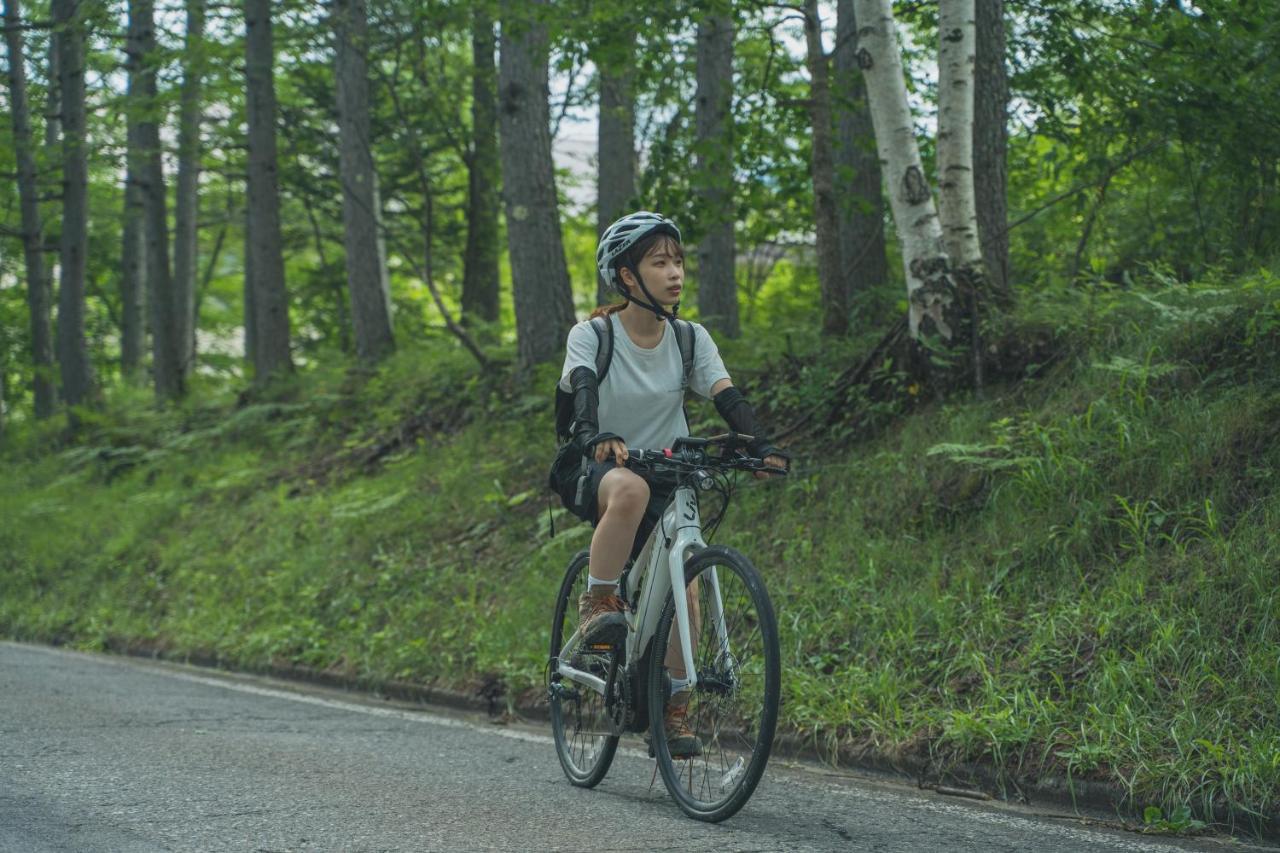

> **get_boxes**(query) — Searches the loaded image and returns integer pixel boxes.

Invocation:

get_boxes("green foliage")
[5,270,1280,833]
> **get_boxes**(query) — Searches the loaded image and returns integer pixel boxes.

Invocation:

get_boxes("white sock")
[669,675,692,697]
[586,574,617,592]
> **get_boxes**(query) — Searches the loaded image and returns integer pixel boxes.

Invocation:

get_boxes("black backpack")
[548,315,696,508]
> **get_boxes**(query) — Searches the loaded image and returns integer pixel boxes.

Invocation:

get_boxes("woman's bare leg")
[588,468,650,586]
[664,581,701,678]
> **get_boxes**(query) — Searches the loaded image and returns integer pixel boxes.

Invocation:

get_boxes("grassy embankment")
[3,269,1279,833]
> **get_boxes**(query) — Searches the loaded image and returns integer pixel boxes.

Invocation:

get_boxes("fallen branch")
[775,315,907,441]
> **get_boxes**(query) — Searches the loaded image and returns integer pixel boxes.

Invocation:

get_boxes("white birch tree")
[936,0,985,283]
[852,0,957,341]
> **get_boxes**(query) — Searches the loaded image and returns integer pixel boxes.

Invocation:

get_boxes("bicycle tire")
[647,545,780,822]
[549,549,620,788]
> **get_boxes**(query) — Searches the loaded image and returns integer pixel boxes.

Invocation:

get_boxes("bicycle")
[546,433,784,822]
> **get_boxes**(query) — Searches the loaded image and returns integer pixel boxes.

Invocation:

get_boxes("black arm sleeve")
[569,366,621,456]
[713,386,788,464]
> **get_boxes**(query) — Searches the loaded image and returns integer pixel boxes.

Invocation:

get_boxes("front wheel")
[647,545,780,822]
[549,550,619,787]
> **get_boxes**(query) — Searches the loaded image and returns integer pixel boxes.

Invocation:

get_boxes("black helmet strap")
[619,261,680,322]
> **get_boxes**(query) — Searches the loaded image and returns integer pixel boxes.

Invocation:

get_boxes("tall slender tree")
[242,206,257,368]
[133,0,183,400]
[461,3,500,327]
[801,0,847,336]
[243,0,293,379]
[42,23,60,304]
[834,0,888,313]
[174,0,206,376]
[3,0,57,417]
[120,21,146,379]
[498,0,575,369]
[853,0,957,342]
[595,26,636,306]
[694,6,739,337]
[333,0,395,361]
[52,0,93,408]
[936,0,985,283]
[974,0,1009,299]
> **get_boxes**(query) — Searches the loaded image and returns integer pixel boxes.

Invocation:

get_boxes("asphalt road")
[0,642,1267,852]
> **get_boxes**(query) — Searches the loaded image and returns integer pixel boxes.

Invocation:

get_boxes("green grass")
[3,268,1280,833]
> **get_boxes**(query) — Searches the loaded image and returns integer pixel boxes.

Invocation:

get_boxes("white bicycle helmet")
[596,211,683,301]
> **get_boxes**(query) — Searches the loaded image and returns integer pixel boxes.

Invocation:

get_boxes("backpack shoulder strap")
[590,315,615,383]
[672,319,696,390]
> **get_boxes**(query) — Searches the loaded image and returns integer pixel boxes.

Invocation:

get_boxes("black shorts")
[570,458,676,561]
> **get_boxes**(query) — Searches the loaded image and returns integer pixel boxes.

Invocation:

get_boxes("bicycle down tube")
[555,482,726,696]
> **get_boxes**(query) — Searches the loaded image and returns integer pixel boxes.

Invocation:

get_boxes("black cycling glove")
[713,386,789,468]
[569,366,622,457]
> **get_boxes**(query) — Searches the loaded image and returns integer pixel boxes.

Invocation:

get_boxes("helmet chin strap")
[621,262,680,321]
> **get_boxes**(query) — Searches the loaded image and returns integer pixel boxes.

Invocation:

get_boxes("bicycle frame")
[555,482,730,700]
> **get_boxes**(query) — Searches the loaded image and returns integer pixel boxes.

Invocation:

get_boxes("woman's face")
[621,239,685,307]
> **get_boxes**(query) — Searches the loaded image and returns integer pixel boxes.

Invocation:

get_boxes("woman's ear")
[618,265,637,292]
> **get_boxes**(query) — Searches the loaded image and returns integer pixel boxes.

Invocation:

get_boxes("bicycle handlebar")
[624,433,788,477]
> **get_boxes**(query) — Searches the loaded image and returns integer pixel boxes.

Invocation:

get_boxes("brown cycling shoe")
[577,587,627,648]
[648,693,703,759]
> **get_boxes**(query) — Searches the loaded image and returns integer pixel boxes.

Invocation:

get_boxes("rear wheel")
[549,550,619,787]
[647,546,780,821]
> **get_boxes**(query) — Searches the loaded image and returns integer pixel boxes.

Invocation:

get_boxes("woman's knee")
[597,468,650,517]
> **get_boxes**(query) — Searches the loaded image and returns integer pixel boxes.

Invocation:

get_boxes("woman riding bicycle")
[556,211,788,758]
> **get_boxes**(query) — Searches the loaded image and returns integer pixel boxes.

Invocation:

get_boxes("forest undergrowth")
[3,268,1279,834]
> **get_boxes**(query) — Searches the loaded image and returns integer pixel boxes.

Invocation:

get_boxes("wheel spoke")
[549,554,619,788]
[649,547,779,821]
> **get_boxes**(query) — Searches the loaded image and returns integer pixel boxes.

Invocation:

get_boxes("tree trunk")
[461,4,500,327]
[174,0,206,377]
[120,0,146,378]
[974,0,1009,299]
[52,0,93,408]
[243,0,293,380]
[242,202,257,369]
[333,0,395,362]
[937,0,983,274]
[802,0,847,336]
[595,28,636,306]
[42,28,60,303]
[498,0,575,369]
[133,0,183,400]
[853,0,956,342]
[834,0,888,315]
[120,149,146,374]
[3,0,57,417]
[694,10,739,337]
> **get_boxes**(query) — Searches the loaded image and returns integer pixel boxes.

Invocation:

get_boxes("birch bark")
[936,0,983,273]
[853,0,955,341]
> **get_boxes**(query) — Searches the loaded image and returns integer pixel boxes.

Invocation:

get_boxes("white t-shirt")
[558,314,731,453]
